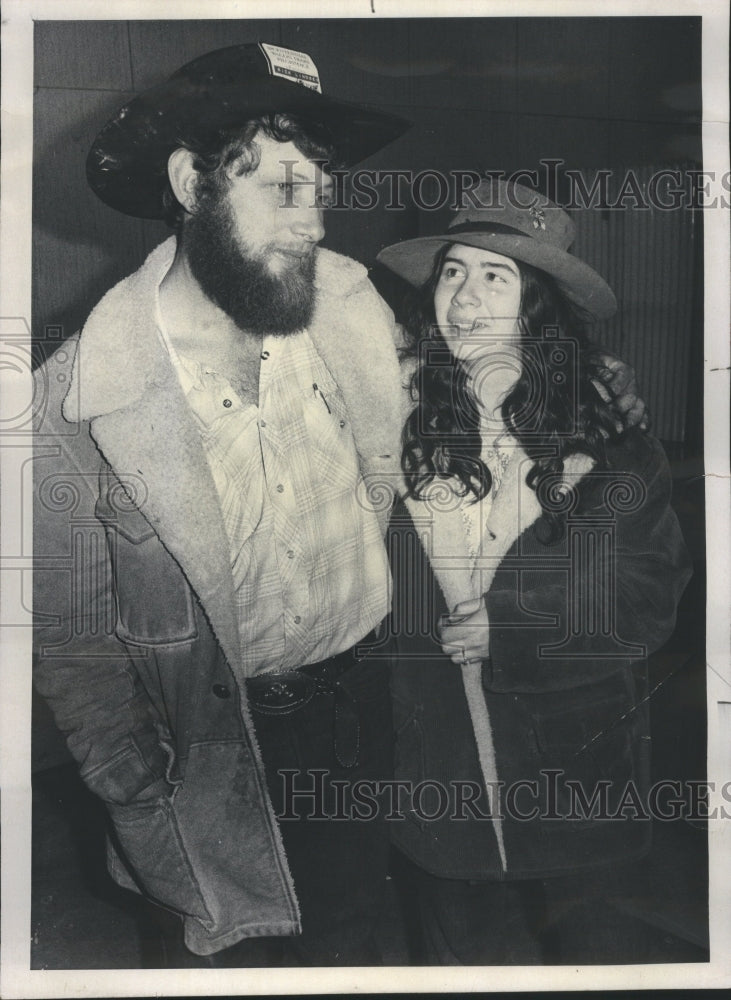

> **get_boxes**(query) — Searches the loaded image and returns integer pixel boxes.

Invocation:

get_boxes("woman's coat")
[389,427,692,880]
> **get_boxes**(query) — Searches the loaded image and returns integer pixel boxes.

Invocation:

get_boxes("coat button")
[212,684,231,699]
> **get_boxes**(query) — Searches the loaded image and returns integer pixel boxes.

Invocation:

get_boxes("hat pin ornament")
[530,204,547,231]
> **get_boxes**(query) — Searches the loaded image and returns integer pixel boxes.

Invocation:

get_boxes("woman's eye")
[486,271,506,284]
[441,267,462,280]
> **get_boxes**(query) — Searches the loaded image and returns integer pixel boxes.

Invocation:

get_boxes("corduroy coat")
[32,238,404,955]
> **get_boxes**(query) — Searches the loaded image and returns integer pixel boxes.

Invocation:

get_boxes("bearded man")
[33,43,411,968]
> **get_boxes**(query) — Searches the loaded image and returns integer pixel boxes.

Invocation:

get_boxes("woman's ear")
[167,148,199,215]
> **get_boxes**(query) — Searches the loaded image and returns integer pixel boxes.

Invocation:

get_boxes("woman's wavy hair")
[161,112,337,229]
[401,243,621,539]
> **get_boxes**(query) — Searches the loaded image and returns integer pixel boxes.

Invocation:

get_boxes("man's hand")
[594,352,650,432]
[439,596,490,665]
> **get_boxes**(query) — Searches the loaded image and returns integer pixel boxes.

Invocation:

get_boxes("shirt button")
[276,484,285,493]
[287,549,294,559]
[339,419,346,428]
[261,350,270,360]
[260,419,267,428]
[212,684,231,699]
[222,398,232,408]
[293,616,302,624]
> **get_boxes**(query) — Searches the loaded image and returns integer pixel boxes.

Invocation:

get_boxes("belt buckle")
[247,670,315,715]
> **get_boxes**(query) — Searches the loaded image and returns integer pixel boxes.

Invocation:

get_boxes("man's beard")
[183,189,317,336]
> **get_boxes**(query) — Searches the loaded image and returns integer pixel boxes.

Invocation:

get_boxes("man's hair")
[162,112,338,229]
[400,243,621,540]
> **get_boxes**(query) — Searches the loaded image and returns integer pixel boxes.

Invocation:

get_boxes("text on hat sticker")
[259,43,322,94]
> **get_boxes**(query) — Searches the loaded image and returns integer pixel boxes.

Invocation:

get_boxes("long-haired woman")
[377,180,692,964]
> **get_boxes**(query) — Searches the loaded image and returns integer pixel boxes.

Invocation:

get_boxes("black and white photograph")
[1,0,729,995]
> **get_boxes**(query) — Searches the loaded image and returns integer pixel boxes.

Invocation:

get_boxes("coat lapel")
[64,238,241,669]
[308,249,404,534]
[90,375,241,671]
[403,493,476,610]
[401,489,506,870]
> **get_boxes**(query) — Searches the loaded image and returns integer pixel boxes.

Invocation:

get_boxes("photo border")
[2,0,728,995]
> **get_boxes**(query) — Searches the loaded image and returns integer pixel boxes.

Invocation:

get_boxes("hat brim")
[88,75,411,219]
[377,231,617,321]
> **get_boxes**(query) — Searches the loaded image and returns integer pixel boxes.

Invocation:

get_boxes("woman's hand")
[439,597,490,665]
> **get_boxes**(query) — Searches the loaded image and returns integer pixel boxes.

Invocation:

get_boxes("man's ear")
[167,148,199,214]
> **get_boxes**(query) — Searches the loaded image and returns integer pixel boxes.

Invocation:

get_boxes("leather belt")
[245,627,381,767]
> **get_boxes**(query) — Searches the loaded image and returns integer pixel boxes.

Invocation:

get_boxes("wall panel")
[128,19,282,91]
[608,17,702,123]
[33,86,147,352]
[279,18,412,109]
[517,17,610,120]
[34,20,133,90]
[407,18,518,113]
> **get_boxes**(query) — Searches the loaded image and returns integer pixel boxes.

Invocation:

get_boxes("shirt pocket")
[301,376,360,494]
[95,490,198,647]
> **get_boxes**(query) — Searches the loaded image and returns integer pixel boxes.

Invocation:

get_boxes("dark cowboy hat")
[377,179,616,320]
[87,42,411,219]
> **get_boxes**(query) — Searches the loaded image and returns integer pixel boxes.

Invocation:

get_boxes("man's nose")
[292,206,325,244]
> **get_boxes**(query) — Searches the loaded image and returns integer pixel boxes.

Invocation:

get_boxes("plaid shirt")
[158,324,390,677]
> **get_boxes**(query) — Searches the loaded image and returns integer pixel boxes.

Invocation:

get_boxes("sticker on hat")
[259,42,322,93]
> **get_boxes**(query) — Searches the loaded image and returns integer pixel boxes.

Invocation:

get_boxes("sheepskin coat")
[32,237,403,955]
[388,424,692,881]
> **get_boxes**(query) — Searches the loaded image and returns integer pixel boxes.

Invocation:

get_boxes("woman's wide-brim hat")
[87,42,412,219]
[377,179,616,321]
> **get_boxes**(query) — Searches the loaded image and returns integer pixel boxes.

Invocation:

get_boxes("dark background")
[31,16,708,968]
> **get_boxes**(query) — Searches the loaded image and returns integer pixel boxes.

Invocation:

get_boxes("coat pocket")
[530,687,640,823]
[95,496,198,646]
[107,795,213,926]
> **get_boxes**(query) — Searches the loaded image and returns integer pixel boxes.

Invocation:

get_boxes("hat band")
[446,221,527,239]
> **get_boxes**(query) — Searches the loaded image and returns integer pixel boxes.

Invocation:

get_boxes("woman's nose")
[452,276,482,310]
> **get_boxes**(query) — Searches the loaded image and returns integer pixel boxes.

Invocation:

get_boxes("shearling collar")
[401,440,594,873]
[403,444,596,609]
[64,237,403,463]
